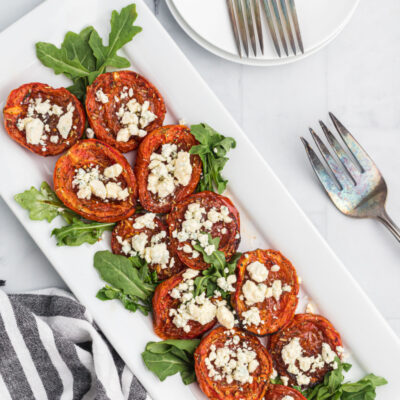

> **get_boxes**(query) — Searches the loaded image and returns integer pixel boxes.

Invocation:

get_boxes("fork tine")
[319,120,362,183]
[279,0,296,54]
[300,137,341,198]
[261,0,281,57]
[270,0,289,56]
[227,0,242,57]
[252,0,264,54]
[244,0,257,55]
[309,128,354,189]
[287,0,304,53]
[234,0,249,57]
[329,112,376,172]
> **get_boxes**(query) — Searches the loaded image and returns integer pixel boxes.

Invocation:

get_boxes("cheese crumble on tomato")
[16,97,76,151]
[204,334,259,384]
[72,163,129,202]
[147,143,192,200]
[101,85,158,142]
[280,337,341,387]
[168,269,236,332]
[171,202,233,259]
[242,261,292,310]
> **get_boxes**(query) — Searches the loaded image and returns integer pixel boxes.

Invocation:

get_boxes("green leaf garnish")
[301,357,387,400]
[142,339,200,384]
[35,4,142,100]
[52,218,115,246]
[192,233,241,300]
[94,251,158,315]
[14,182,77,224]
[190,123,236,194]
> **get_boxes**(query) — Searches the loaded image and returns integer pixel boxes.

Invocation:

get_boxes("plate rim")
[166,0,361,66]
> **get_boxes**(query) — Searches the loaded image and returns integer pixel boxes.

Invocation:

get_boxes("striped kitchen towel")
[0,288,149,400]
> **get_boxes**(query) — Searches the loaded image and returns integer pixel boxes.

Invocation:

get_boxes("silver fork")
[301,113,400,242]
[226,0,304,58]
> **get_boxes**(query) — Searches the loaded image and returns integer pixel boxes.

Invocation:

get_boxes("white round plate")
[166,0,360,66]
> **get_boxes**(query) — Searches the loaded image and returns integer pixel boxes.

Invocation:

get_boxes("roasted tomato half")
[194,327,273,400]
[3,82,85,156]
[232,249,299,336]
[167,191,241,270]
[85,71,166,152]
[54,139,137,222]
[135,125,202,213]
[268,313,343,390]
[152,269,217,339]
[111,212,184,280]
[264,384,307,400]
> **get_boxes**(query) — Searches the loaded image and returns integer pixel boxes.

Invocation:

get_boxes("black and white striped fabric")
[0,288,149,400]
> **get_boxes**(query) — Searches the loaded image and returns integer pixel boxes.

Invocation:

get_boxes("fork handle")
[377,209,400,242]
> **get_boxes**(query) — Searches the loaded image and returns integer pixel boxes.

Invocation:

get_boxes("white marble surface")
[0,0,399,338]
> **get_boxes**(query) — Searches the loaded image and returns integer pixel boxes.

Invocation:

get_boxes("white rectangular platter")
[0,1,399,399]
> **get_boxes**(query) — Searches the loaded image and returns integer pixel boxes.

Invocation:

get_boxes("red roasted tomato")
[152,269,217,339]
[111,213,185,280]
[264,384,307,400]
[135,124,202,213]
[194,327,273,400]
[85,71,166,152]
[167,191,241,270]
[232,249,299,336]
[3,82,85,156]
[268,314,343,390]
[54,139,137,222]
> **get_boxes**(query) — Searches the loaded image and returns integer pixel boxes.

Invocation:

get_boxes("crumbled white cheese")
[147,143,192,199]
[57,103,74,139]
[281,337,338,387]
[103,163,123,179]
[72,164,129,202]
[217,275,236,292]
[24,118,44,145]
[242,307,261,327]
[115,88,157,142]
[216,305,235,329]
[133,213,156,230]
[247,261,269,283]
[271,264,280,272]
[282,396,294,400]
[96,89,109,104]
[173,202,235,260]
[86,127,95,138]
[242,277,291,306]
[204,333,259,384]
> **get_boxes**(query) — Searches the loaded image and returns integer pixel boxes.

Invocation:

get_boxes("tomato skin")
[167,191,241,270]
[264,384,307,400]
[111,214,185,280]
[232,249,299,336]
[54,139,137,222]
[3,82,85,156]
[194,327,273,400]
[268,314,343,389]
[152,270,217,339]
[85,71,166,153]
[135,124,202,213]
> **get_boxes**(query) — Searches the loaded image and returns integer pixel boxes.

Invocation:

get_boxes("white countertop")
[0,0,399,338]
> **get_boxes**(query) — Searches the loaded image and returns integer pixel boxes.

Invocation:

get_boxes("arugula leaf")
[89,4,142,72]
[14,182,77,224]
[142,339,200,384]
[94,251,158,315]
[190,123,236,194]
[52,218,115,246]
[35,4,142,100]
[303,358,387,400]
[192,233,241,300]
